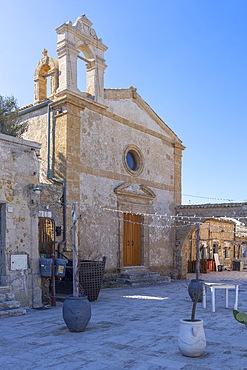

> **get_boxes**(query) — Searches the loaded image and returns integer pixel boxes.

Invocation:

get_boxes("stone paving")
[1,271,247,369]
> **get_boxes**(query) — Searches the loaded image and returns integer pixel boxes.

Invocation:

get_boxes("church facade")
[19,15,184,275]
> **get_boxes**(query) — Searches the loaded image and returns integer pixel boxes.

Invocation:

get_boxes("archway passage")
[123,213,141,266]
[175,203,247,277]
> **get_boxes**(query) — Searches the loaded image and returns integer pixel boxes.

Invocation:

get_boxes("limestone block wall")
[20,104,50,182]
[18,89,183,275]
[77,173,175,272]
[0,134,42,307]
[79,106,176,188]
[72,97,179,272]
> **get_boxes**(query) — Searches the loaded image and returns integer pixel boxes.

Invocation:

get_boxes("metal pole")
[195,222,201,280]
[72,202,79,297]
[51,254,56,306]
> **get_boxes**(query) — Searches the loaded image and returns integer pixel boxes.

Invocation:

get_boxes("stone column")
[56,23,80,94]
[86,56,107,102]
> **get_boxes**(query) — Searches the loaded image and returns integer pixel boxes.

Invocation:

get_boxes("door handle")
[132,240,134,246]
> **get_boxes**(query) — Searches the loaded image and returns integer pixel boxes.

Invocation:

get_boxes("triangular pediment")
[114,182,156,201]
[104,87,184,148]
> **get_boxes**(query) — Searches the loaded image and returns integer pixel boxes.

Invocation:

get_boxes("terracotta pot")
[63,295,91,332]
[178,319,206,357]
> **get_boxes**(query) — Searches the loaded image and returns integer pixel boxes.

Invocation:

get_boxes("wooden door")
[38,218,55,257]
[123,213,141,266]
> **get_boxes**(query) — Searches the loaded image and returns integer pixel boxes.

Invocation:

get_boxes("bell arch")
[34,49,59,104]
[55,14,107,102]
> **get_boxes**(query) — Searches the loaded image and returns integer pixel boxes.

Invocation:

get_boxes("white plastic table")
[202,282,240,313]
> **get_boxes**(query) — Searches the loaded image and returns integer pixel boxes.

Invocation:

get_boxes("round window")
[123,145,143,175]
[126,151,139,171]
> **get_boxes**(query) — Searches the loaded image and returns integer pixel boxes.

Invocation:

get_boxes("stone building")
[175,203,247,277]
[0,133,42,307]
[19,15,184,277]
[187,218,236,271]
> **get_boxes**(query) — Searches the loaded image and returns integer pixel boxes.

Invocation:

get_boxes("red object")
[207,260,213,271]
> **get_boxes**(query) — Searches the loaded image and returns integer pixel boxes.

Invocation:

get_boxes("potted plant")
[62,202,91,332]
[178,282,206,357]
[179,223,206,357]
[233,310,247,327]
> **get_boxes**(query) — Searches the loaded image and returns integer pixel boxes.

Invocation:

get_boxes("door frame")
[114,182,156,270]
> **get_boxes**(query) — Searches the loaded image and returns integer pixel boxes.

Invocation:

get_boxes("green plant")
[0,95,28,137]
[233,309,247,327]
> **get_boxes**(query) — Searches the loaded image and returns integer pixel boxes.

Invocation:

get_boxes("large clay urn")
[63,295,91,332]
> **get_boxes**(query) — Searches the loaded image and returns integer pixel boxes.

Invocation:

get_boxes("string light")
[182,193,247,203]
[77,204,247,236]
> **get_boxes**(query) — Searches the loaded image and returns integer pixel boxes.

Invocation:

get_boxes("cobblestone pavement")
[1,270,247,370]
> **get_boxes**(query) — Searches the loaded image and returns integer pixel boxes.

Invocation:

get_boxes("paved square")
[0,271,247,369]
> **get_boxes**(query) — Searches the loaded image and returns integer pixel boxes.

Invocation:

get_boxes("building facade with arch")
[175,203,247,278]
[19,15,185,275]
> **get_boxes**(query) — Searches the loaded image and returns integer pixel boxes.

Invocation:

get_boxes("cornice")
[176,202,247,210]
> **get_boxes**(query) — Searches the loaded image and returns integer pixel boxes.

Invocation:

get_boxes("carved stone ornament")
[73,14,99,41]
[114,182,156,201]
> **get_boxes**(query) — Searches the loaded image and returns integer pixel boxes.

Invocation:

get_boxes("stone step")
[119,271,162,280]
[0,286,10,294]
[0,308,27,319]
[0,300,21,310]
[117,275,171,285]
[0,292,15,301]
[0,286,26,318]
[120,267,151,274]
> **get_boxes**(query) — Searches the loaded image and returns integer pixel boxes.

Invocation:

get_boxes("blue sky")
[1,0,247,205]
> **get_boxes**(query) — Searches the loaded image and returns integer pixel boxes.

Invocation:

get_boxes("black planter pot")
[188,279,204,303]
[63,295,91,332]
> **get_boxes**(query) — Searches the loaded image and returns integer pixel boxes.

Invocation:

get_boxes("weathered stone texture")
[0,134,42,307]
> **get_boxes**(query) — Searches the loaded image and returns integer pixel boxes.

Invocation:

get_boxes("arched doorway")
[180,218,247,277]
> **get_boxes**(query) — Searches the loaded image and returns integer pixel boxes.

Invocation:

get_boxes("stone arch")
[55,14,107,102]
[179,224,198,278]
[76,43,95,94]
[77,43,94,60]
[34,49,59,104]
[177,212,247,278]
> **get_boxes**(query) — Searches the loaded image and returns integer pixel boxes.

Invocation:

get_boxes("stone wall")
[20,88,183,274]
[0,133,42,307]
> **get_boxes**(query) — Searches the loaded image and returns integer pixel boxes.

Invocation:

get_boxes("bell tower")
[55,14,107,103]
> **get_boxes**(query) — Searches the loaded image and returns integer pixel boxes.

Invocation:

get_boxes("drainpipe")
[20,100,67,307]
[46,102,67,256]
[20,102,67,255]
